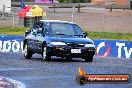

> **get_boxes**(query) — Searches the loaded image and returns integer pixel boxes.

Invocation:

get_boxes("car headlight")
[50,42,66,45]
[85,44,95,47]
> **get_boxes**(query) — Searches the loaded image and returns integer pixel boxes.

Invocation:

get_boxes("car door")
[26,25,38,51]
[33,22,45,53]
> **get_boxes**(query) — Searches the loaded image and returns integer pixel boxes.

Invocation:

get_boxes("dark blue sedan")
[23,20,95,62]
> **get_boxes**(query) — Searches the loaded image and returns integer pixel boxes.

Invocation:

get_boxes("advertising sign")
[0,35,131,59]
[94,39,132,58]
[0,35,23,52]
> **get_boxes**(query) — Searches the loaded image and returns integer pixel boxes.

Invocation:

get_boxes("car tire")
[84,56,93,62]
[24,44,33,59]
[42,45,51,61]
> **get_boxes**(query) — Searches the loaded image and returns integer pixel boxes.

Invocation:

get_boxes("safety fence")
[0,4,132,33]
[0,34,131,59]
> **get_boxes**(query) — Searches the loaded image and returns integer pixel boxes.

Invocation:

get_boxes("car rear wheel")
[42,45,51,61]
[24,44,33,59]
[84,56,93,62]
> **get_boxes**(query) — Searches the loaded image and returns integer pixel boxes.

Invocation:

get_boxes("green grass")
[0,27,27,35]
[0,27,132,40]
[86,31,132,41]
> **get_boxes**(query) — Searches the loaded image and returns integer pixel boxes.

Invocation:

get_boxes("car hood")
[45,36,94,44]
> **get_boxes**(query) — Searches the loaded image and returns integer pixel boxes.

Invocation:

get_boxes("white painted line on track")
[9,75,73,80]
[0,68,37,71]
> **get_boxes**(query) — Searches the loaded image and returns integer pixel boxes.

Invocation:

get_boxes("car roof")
[40,20,76,24]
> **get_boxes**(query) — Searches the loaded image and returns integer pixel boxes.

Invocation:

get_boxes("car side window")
[41,23,46,34]
[30,28,37,35]
[73,24,83,35]
[45,22,51,35]
[35,22,44,36]
[30,22,41,35]
[34,22,40,28]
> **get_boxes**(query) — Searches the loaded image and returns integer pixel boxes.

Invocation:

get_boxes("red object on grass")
[18,5,31,17]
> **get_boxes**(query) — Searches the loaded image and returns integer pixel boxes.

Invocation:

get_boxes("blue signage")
[0,35,132,59]
[94,39,132,59]
[0,34,23,52]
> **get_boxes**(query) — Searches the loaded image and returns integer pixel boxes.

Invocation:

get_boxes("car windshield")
[45,22,84,36]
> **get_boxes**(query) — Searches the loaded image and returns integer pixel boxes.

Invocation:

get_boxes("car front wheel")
[24,44,33,59]
[42,45,51,61]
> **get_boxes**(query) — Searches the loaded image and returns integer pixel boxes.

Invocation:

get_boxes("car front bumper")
[47,45,95,58]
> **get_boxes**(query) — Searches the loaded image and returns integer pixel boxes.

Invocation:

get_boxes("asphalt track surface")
[0,52,132,88]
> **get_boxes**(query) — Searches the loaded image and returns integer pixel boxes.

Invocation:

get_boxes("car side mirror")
[83,32,88,37]
[24,31,28,36]
[37,28,42,33]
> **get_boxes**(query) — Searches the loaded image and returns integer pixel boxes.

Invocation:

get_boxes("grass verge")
[0,27,131,40]
[85,31,132,41]
[0,27,27,35]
